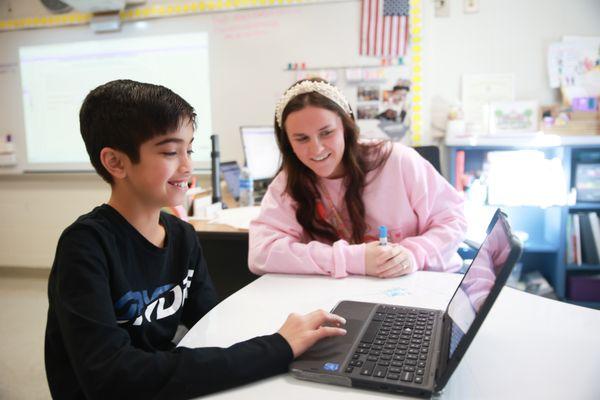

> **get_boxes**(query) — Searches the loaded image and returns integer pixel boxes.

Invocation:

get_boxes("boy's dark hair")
[79,79,196,184]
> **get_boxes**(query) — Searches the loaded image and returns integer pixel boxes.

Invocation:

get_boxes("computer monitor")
[240,126,281,181]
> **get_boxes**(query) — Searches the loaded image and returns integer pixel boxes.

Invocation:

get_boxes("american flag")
[360,0,410,57]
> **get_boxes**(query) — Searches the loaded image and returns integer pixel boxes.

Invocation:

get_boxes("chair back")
[413,145,441,173]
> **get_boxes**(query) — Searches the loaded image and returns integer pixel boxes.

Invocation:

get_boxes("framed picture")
[357,85,380,102]
[489,100,538,135]
[356,104,379,120]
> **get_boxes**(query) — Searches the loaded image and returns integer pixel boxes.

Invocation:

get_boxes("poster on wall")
[354,71,413,143]
[488,101,538,135]
[288,65,414,143]
[376,79,412,141]
[356,84,380,120]
[547,36,600,103]
[462,74,515,135]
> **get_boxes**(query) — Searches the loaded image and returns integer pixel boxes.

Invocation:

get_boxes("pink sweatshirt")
[249,143,467,277]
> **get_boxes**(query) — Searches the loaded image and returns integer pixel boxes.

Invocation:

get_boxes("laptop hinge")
[434,313,452,390]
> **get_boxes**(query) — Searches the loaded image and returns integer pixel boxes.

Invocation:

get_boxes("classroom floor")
[0,270,51,399]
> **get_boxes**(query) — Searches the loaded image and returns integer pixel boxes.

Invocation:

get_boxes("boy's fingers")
[315,326,347,339]
[305,309,329,322]
[306,310,346,327]
[327,314,347,326]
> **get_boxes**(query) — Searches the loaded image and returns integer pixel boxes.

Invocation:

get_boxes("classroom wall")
[0,174,111,267]
[429,0,600,106]
[1,0,599,269]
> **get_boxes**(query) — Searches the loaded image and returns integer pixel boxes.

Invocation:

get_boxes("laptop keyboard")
[344,306,437,385]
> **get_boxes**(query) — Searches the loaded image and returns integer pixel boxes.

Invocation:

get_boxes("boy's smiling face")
[122,119,194,208]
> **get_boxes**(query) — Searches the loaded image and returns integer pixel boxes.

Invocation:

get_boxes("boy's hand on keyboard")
[278,310,347,358]
[365,241,415,278]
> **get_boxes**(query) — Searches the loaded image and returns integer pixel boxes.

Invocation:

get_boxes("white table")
[179,272,600,399]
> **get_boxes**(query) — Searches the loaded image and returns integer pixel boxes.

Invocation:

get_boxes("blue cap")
[379,225,387,239]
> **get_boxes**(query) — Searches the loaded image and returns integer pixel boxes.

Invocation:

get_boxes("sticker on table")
[384,287,410,297]
[323,362,340,371]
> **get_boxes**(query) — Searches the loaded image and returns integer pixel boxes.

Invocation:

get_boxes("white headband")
[275,80,352,128]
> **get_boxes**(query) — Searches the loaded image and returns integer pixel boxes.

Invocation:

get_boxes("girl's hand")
[365,241,414,278]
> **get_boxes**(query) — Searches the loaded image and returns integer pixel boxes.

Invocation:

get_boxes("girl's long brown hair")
[274,78,392,244]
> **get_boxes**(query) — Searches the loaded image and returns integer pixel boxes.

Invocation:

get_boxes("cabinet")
[446,135,600,309]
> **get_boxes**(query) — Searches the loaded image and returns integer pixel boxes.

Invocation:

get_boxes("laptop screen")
[221,161,241,199]
[445,212,513,359]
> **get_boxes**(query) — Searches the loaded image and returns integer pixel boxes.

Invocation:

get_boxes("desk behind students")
[179,272,600,399]
[189,207,260,301]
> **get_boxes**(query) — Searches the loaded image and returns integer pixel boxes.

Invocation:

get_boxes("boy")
[45,80,346,399]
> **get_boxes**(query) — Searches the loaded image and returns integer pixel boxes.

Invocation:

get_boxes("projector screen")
[19,32,212,171]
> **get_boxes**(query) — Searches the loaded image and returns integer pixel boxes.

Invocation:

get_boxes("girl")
[249,78,466,279]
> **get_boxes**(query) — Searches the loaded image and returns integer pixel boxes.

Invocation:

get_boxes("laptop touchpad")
[297,318,363,362]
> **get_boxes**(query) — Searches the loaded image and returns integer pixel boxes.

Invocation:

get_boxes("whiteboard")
[19,32,212,170]
[0,1,380,173]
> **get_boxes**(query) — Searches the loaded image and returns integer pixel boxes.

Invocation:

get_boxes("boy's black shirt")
[45,204,292,400]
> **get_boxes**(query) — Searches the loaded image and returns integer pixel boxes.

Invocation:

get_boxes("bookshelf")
[446,136,600,309]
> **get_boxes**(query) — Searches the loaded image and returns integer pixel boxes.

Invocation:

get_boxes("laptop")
[290,209,523,397]
[220,161,241,201]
